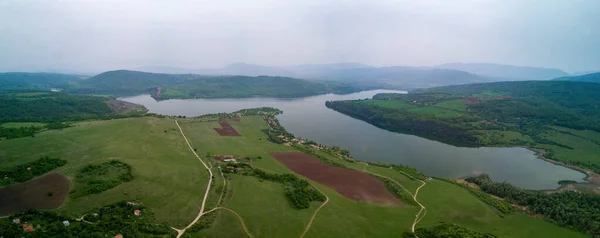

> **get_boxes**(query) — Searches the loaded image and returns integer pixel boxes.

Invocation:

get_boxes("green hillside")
[0,110,586,237]
[327,81,600,178]
[70,70,365,99]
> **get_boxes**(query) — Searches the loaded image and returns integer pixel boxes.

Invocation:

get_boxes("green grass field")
[0,122,46,128]
[0,115,588,237]
[0,117,208,227]
[359,100,463,118]
[435,99,468,112]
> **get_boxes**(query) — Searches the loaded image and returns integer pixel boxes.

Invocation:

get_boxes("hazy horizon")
[1,0,599,74]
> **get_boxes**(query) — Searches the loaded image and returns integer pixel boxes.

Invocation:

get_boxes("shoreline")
[527,147,599,185]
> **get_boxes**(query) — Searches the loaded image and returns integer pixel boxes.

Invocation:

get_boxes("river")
[119,90,586,190]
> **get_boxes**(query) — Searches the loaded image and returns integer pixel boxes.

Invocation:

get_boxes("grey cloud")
[0,0,598,74]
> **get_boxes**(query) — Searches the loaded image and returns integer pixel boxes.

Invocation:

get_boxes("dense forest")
[465,174,600,235]
[0,92,113,123]
[0,92,148,125]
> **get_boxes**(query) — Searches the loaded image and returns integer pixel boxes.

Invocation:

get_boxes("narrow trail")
[299,184,329,238]
[361,163,427,234]
[202,207,254,238]
[174,120,214,238]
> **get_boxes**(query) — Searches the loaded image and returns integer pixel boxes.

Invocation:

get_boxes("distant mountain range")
[135,62,582,89]
[67,70,368,99]
[3,63,598,99]
[135,63,488,89]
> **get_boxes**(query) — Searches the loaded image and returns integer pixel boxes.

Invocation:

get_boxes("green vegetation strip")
[0,156,67,186]
[223,163,325,209]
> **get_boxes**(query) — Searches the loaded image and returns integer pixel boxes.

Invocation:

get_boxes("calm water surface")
[120,90,586,189]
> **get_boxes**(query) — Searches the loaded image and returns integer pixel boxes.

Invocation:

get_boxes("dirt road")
[174,120,214,238]
[299,184,329,238]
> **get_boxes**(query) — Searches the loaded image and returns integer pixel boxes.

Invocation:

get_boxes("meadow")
[0,114,588,237]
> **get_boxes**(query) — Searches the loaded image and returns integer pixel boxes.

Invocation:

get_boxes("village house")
[22,224,34,232]
[134,210,142,216]
[62,220,70,226]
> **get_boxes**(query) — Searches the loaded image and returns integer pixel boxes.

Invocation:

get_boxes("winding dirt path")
[174,120,214,238]
[299,184,329,238]
[361,163,427,234]
[202,207,254,238]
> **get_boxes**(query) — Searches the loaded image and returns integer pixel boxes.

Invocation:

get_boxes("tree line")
[466,174,600,235]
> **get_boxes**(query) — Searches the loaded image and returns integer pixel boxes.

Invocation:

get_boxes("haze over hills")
[0,72,86,92]
[136,62,490,89]
[68,70,366,99]
[436,63,570,81]
[552,72,600,83]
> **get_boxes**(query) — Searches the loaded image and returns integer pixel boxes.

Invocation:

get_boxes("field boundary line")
[174,120,214,238]
[299,184,329,238]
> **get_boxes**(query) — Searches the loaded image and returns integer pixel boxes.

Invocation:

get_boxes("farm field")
[0,113,589,237]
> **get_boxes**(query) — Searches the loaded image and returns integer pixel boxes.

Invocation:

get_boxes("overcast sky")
[1,0,599,73]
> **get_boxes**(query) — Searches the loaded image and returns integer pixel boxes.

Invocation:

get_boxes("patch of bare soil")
[0,173,70,216]
[105,100,147,114]
[214,121,241,136]
[271,152,404,206]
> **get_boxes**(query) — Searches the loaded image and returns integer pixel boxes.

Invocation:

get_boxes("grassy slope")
[0,115,587,237]
[0,117,208,227]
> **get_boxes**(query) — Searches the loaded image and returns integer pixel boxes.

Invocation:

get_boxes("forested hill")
[0,72,84,91]
[70,70,366,99]
[419,81,600,131]
[328,80,600,171]
[552,72,600,83]
[0,92,145,123]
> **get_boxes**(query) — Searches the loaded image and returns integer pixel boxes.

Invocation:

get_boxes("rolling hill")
[0,72,85,91]
[436,63,569,81]
[552,72,600,83]
[70,70,366,99]
[136,63,490,89]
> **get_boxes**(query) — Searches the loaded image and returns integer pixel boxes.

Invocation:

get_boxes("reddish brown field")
[0,173,70,216]
[214,121,241,136]
[270,152,403,206]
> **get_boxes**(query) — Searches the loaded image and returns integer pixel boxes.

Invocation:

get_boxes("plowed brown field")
[0,173,70,216]
[270,152,403,206]
[214,121,241,136]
